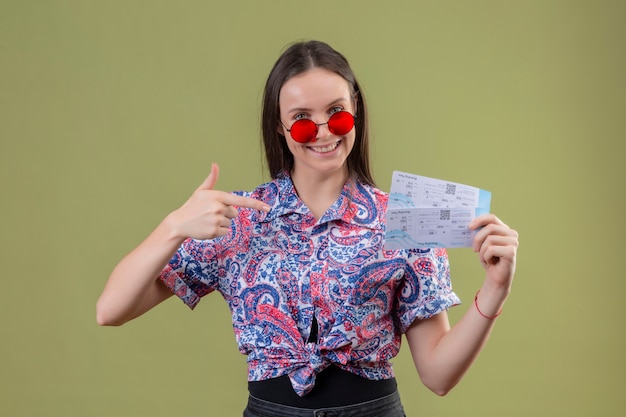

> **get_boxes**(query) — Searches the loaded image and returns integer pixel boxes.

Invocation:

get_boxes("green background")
[1,1,624,416]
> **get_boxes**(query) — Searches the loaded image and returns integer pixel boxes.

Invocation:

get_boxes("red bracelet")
[474,290,503,319]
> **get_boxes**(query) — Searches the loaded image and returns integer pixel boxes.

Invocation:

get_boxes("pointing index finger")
[225,194,271,212]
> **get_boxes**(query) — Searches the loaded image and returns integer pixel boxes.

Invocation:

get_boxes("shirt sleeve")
[395,247,461,333]
[159,237,222,309]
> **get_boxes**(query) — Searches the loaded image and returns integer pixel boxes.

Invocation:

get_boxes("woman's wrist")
[160,211,188,244]
[474,283,510,319]
[474,290,503,319]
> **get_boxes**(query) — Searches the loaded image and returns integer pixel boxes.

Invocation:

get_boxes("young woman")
[97,40,519,417]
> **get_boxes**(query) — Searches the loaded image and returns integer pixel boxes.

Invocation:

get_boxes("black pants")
[243,391,406,417]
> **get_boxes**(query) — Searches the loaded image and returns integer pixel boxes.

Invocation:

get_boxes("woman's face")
[278,67,356,180]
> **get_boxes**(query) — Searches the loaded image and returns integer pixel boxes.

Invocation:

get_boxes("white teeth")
[310,141,340,153]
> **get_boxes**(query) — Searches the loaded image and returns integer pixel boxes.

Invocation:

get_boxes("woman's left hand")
[469,214,519,289]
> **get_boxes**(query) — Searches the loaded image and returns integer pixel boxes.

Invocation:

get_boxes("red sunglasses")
[282,111,356,143]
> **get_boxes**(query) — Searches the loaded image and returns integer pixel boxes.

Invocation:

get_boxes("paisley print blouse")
[159,173,460,396]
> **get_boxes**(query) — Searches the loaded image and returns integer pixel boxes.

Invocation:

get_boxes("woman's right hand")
[166,163,271,241]
[96,163,270,326]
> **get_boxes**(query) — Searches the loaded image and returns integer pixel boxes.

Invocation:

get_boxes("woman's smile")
[307,139,342,154]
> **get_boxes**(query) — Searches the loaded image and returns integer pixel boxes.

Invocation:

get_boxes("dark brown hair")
[261,40,374,186]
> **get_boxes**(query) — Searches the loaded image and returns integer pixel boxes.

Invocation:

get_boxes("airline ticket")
[384,171,491,249]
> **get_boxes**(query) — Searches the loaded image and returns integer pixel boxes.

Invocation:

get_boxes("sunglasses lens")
[290,119,317,143]
[288,112,354,143]
[328,111,355,135]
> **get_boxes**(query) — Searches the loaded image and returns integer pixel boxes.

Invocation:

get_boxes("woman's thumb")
[197,163,219,191]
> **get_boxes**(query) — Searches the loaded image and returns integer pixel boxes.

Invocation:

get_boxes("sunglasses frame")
[281,111,356,143]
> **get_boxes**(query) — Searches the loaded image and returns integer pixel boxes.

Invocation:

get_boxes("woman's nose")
[314,121,331,141]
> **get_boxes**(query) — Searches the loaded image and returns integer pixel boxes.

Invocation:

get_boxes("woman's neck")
[291,167,349,220]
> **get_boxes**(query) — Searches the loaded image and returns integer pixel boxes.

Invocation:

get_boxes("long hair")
[261,40,374,186]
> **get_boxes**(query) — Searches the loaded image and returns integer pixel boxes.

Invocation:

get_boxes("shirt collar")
[253,172,384,231]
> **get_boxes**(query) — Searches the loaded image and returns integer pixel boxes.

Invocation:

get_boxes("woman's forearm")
[406,283,511,396]
[96,214,183,326]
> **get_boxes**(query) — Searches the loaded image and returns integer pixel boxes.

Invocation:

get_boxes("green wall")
[1,1,624,415]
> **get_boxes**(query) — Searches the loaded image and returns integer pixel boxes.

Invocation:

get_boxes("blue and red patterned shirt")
[159,173,460,396]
